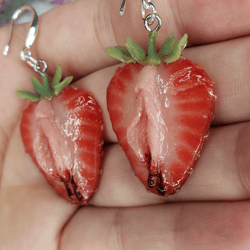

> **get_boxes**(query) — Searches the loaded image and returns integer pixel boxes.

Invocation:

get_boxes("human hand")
[0,0,250,249]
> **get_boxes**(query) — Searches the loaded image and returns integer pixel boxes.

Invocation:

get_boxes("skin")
[0,0,250,249]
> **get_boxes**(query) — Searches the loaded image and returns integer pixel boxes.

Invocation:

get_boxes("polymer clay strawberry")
[106,31,216,196]
[17,66,103,204]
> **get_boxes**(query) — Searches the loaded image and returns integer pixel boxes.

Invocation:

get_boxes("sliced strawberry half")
[21,86,103,204]
[18,66,103,205]
[107,56,215,196]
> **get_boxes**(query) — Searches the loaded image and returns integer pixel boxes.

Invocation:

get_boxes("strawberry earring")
[4,6,104,205]
[106,0,216,196]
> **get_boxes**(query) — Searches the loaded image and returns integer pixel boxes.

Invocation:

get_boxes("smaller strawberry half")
[106,32,216,196]
[17,66,104,205]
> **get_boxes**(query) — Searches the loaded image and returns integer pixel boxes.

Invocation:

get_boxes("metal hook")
[3,5,39,56]
[120,0,152,15]
[120,0,126,15]
[3,5,47,76]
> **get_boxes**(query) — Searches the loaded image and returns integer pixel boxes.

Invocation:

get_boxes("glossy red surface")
[107,57,216,196]
[20,86,104,205]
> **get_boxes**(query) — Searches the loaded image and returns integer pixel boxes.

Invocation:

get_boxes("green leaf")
[164,34,188,63]
[126,36,146,62]
[105,46,135,63]
[31,77,44,97]
[158,33,175,59]
[54,76,73,95]
[16,90,41,102]
[32,76,53,99]
[52,65,62,87]
[41,74,54,98]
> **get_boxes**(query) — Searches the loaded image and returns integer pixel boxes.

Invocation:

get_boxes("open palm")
[0,0,250,249]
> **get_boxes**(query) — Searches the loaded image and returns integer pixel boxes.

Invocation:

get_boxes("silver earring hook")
[3,5,38,55]
[120,0,153,15]
[3,5,47,76]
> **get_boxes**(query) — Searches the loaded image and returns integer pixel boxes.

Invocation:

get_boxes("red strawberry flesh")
[107,57,215,195]
[21,86,103,204]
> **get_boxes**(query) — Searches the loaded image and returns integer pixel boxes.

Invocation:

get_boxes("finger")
[0,127,8,181]
[0,125,78,249]
[36,0,250,75]
[90,122,250,207]
[164,0,250,45]
[31,0,250,73]
[2,0,250,78]
[60,201,250,250]
[0,185,76,250]
[39,0,250,75]
[0,25,35,137]
[183,36,250,125]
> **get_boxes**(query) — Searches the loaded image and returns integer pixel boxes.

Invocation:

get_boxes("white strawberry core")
[127,65,171,174]
[125,60,215,193]
[33,99,75,181]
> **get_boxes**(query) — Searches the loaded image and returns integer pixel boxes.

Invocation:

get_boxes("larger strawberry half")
[106,32,216,196]
[17,66,103,204]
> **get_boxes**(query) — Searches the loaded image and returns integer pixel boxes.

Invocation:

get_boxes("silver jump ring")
[144,14,162,32]
[34,60,47,76]
[20,47,31,61]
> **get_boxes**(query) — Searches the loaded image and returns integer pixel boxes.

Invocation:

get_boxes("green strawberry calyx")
[105,31,188,66]
[16,65,73,102]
